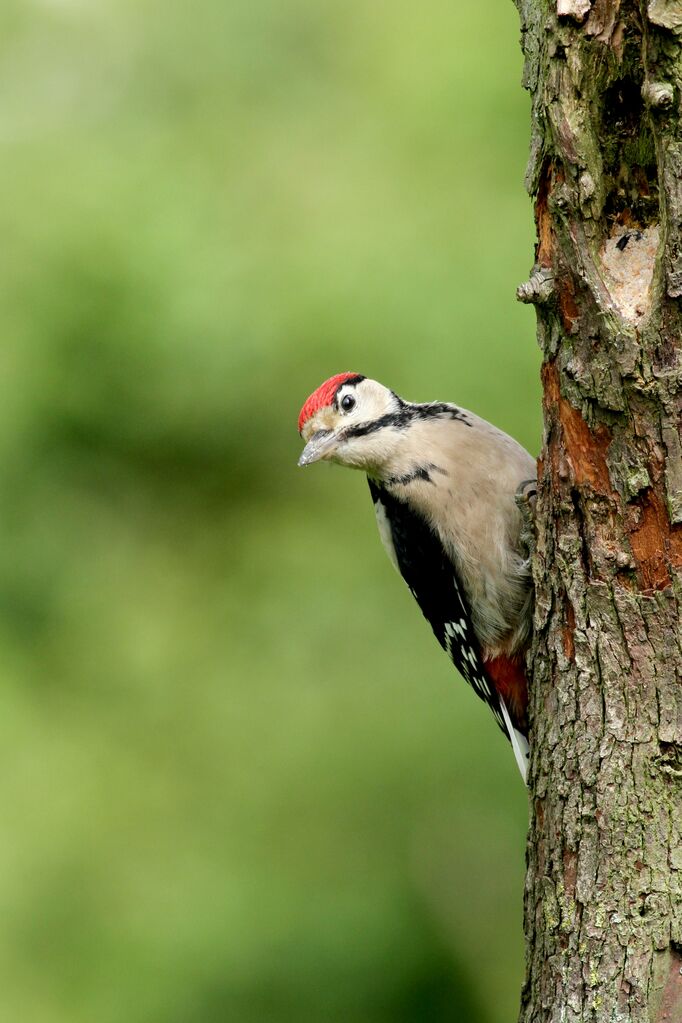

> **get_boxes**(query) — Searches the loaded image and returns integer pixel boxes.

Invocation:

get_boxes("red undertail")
[482,654,528,734]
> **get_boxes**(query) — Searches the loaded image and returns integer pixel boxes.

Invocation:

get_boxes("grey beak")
[298,430,338,467]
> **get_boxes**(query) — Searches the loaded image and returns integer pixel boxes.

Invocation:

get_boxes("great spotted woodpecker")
[297,373,536,782]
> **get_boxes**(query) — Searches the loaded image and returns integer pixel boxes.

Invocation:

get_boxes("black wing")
[368,478,505,734]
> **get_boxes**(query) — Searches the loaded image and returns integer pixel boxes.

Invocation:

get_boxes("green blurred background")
[0,1,541,1020]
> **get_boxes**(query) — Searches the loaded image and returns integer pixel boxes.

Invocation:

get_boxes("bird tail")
[498,696,530,784]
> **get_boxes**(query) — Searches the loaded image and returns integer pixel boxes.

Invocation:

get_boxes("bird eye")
[340,394,355,412]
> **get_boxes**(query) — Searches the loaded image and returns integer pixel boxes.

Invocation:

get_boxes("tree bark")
[512,2,682,1021]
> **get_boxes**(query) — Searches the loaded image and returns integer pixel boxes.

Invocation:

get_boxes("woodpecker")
[297,373,536,782]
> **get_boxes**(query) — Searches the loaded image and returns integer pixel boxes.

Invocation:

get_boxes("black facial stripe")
[412,402,470,425]
[385,465,435,486]
[343,413,403,439]
[344,403,470,440]
[331,375,366,410]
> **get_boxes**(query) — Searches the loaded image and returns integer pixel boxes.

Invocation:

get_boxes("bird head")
[297,373,403,472]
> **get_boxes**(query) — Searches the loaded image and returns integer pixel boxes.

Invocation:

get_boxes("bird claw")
[515,479,537,561]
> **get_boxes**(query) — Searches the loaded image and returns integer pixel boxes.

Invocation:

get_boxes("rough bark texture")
[513,2,682,1021]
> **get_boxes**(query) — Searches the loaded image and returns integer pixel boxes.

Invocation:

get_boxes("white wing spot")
[444,620,467,645]
[475,675,491,696]
[443,623,457,663]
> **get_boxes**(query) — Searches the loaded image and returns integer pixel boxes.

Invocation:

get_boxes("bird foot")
[515,479,537,561]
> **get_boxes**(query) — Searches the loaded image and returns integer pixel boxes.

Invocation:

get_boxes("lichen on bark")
[512,1,682,1020]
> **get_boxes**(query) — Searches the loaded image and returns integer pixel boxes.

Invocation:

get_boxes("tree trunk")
[512,2,682,1020]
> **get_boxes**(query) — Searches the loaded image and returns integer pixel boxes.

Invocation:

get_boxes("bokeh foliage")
[0,1,541,1020]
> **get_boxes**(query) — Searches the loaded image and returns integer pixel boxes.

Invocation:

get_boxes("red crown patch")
[298,373,363,433]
